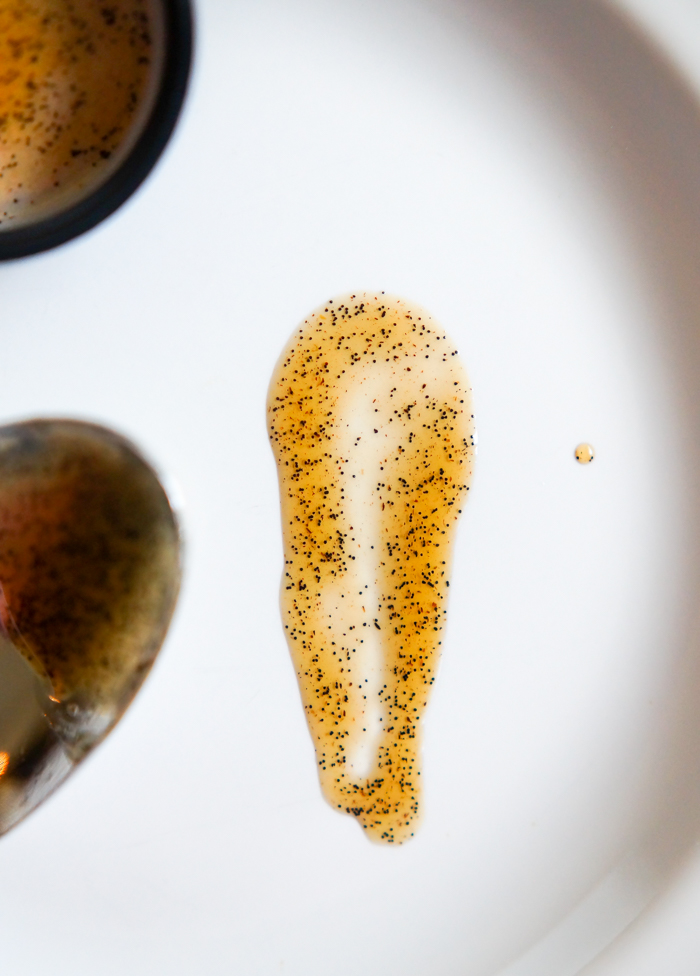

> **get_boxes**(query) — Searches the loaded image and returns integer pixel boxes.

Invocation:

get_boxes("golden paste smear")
[0,0,162,226]
[268,293,475,844]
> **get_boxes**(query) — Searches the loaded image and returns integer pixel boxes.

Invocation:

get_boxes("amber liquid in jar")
[0,420,180,835]
[0,0,164,227]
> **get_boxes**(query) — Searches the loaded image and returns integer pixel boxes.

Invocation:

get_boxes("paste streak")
[268,294,475,843]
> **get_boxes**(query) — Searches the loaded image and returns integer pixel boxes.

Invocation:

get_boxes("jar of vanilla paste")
[0,0,192,257]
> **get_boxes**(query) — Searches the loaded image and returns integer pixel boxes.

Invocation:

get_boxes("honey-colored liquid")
[268,294,475,843]
[0,419,180,834]
[0,0,163,227]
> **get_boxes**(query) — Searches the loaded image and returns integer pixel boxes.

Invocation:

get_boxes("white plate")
[1,0,700,973]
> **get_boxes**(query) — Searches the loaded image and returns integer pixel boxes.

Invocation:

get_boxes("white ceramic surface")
[1,0,700,973]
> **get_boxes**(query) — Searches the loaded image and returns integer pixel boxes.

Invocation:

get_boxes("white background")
[1,0,700,972]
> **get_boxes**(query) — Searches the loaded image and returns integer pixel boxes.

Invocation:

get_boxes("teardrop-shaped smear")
[0,419,181,835]
[268,294,475,843]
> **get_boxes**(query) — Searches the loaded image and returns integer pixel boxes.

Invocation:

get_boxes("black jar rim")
[0,0,194,261]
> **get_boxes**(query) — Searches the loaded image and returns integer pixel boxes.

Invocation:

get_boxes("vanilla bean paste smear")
[268,294,475,843]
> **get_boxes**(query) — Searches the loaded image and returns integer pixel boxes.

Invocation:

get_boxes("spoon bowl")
[0,419,181,834]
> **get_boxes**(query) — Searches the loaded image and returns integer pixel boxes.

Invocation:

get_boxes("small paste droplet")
[575,443,595,464]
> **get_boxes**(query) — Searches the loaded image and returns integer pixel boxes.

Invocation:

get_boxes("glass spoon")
[0,418,181,835]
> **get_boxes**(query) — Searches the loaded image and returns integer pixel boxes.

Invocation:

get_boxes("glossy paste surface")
[268,294,475,843]
[575,443,595,464]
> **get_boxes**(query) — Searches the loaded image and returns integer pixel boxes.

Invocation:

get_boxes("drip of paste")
[268,293,475,843]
